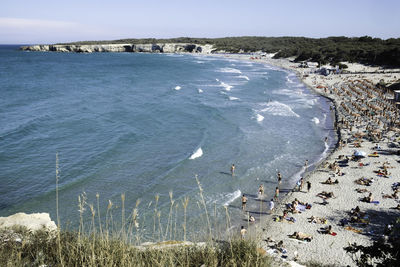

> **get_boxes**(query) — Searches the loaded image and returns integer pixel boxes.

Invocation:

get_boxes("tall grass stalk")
[89,204,96,266]
[224,205,234,257]
[195,175,212,238]
[55,153,64,267]
[164,191,174,240]
[157,211,163,241]
[121,193,126,240]
[153,194,159,240]
[96,193,102,236]
[174,202,179,240]
[105,199,113,241]
[182,196,189,241]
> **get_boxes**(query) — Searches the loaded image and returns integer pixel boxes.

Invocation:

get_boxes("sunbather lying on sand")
[274,211,296,223]
[288,232,313,242]
[361,192,373,203]
[317,191,336,199]
[382,191,398,199]
[318,225,334,235]
[391,204,400,210]
[356,188,370,193]
[321,177,339,185]
[374,169,390,177]
[308,216,327,224]
[355,177,373,186]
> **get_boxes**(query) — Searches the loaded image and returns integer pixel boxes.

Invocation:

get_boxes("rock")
[20,43,215,54]
[0,213,57,232]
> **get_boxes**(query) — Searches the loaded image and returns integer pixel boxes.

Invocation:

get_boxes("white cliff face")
[21,43,215,54]
[0,213,57,232]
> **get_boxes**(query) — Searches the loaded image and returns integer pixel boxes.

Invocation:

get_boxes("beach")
[221,54,400,266]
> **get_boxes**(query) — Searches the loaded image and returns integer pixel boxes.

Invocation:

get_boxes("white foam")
[216,78,219,82]
[174,86,181,90]
[223,190,242,206]
[220,81,233,91]
[189,147,203,160]
[198,89,204,93]
[218,67,242,74]
[272,88,304,98]
[259,101,300,117]
[312,117,320,124]
[238,75,250,80]
[196,61,204,64]
[229,96,239,101]
[256,114,264,122]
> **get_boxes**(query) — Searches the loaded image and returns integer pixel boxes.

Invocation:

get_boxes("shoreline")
[211,53,400,266]
[249,56,399,266]
[206,53,340,244]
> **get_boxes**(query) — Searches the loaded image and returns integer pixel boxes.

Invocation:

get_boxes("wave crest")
[259,101,300,117]
[189,147,203,160]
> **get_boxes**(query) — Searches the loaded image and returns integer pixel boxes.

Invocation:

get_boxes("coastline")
[253,56,399,266]
[213,54,339,224]
[211,53,400,266]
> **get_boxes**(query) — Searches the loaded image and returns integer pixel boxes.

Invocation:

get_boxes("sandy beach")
[216,54,400,266]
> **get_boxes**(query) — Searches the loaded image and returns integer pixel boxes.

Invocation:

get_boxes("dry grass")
[0,226,272,266]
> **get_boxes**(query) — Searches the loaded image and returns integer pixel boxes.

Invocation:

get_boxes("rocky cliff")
[20,43,215,54]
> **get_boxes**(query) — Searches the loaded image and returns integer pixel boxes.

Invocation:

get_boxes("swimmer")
[241,194,248,211]
[231,164,236,176]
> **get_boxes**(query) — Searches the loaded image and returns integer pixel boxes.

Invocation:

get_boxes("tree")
[344,217,400,266]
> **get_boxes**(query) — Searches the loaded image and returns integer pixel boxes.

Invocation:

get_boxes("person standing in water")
[241,194,248,211]
[277,171,282,185]
[240,226,247,239]
[304,159,309,171]
[274,187,279,201]
[231,164,236,176]
[258,184,264,198]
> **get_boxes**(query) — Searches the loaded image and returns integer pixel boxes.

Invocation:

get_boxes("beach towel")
[296,204,306,212]
[370,201,380,204]
[330,232,337,236]
[345,226,362,233]
[285,217,296,223]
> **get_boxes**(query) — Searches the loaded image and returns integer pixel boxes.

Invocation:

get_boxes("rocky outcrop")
[0,213,57,232]
[20,43,215,54]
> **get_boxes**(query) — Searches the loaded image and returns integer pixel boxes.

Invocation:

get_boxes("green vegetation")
[344,217,400,266]
[0,158,272,266]
[60,36,400,67]
[0,226,271,266]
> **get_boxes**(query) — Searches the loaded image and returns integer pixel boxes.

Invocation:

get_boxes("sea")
[0,45,336,240]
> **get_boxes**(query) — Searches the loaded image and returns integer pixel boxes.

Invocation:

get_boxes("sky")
[1,0,399,44]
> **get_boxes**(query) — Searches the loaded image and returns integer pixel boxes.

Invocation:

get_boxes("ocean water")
[0,46,335,239]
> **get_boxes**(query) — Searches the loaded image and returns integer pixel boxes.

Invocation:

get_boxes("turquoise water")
[0,46,335,239]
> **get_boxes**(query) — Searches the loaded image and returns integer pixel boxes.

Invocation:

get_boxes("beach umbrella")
[354,150,367,157]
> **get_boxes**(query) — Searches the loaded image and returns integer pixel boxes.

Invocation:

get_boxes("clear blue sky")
[1,0,399,44]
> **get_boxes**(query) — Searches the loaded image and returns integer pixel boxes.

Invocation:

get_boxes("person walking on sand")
[307,181,311,193]
[258,184,264,198]
[231,164,235,176]
[300,177,304,191]
[277,171,282,185]
[241,194,248,211]
[274,187,279,201]
[240,226,247,239]
[269,199,275,214]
